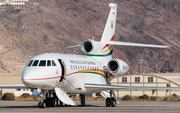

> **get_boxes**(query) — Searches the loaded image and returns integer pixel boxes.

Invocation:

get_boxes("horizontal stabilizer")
[106,41,169,48]
[85,83,180,92]
[66,45,81,48]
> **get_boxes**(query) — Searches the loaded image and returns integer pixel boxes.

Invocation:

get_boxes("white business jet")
[1,3,179,108]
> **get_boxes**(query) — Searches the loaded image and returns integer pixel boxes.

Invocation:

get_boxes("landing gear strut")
[38,90,46,108]
[105,90,116,107]
[79,94,85,106]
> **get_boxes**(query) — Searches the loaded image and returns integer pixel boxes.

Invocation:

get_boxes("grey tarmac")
[0,101,180,113]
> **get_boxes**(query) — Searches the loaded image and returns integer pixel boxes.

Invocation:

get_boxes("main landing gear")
[105,97,116,107]
[105,90,116,107]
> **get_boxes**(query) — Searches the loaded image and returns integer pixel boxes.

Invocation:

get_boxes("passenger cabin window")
[27,60,33,66]
[32,60,39,66]
[39,60,46,66]
[47,60,51,66]
[52,60,57,66]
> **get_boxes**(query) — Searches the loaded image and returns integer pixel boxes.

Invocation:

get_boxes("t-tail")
[67,3,169,58]
[80,3,117,58]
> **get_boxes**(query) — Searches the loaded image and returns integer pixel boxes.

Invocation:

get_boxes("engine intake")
[81,40,94,54]
[108,60,119,73]
[107,59,129,77]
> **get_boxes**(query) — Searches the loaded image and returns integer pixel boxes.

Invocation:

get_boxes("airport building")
[0,74,31,97]
[0,0,28,6]
[109,73,180,97]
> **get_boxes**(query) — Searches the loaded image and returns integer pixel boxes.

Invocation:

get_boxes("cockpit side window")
[32,60,39,66]
[47,60,51,66]
[52,60,57,66]
[39,60,46,66]
[27,60,33,66]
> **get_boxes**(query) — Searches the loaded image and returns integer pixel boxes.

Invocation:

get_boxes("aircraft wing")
[0,86,29,89]
[84,83,180,92]
[163,76,180,78]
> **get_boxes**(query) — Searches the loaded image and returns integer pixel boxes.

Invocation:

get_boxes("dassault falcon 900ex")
[1,3,180,108]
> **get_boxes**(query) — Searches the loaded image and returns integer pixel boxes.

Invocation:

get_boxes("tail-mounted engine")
[81,39,113,57]
[81,39,104,55]
[107,59,129,77]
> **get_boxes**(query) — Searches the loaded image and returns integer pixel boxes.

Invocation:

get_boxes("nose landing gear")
[38,90,46,108]
[38,90,62,108]
[38,100,46,108]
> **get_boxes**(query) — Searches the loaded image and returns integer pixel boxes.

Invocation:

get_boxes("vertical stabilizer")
[100,3,117,43]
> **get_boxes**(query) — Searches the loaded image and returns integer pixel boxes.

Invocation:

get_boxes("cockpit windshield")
[52,60,57,66]
[27,60,57,67]
[27,60,33,66]
[39,60,46,66]
[32,60,39,66]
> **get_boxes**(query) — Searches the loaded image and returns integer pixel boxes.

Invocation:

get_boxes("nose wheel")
[38,100,46,108]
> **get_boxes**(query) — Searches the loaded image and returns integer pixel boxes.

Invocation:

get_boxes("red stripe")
[110,34,115,41]
[101,34,115,50]
[23,76,61,81]
[101,44,109,50]
[23,70,115,81]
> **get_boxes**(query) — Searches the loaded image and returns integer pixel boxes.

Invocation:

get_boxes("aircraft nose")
[21,68,37,88]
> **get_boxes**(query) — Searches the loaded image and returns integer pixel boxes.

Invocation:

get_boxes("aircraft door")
[58,59,67,83]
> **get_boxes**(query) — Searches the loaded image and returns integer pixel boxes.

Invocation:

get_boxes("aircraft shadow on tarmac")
[0,104,104,109]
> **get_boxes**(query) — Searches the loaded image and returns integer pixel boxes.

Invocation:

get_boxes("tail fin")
[100,3,117,43]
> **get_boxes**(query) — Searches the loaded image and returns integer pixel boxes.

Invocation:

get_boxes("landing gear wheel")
[38,102,42,108]
[38,100,46,108]
[106,98,111,107]
[111,97,116,107]
[41,100,46,108]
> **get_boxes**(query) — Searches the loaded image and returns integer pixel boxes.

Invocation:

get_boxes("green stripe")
[87,49,113,57]
[81,72,105,78]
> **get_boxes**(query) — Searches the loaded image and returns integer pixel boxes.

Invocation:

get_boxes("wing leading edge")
[0,86,29,89]
[84,83,180,92]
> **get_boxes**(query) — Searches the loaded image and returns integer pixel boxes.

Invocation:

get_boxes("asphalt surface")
[0,101,180,113]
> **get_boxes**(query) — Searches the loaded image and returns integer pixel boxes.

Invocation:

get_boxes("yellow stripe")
[100,45,113,53]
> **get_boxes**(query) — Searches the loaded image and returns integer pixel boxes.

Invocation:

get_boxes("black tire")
[42,100,46,108]
[106,98,111,107]
[81,100,85,106]
[111,98,116,107]
[38,102,42,108]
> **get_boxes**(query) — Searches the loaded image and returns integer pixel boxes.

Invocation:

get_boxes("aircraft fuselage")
[22,53,111,94]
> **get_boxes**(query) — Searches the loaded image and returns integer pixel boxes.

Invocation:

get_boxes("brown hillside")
[0,0,180,74]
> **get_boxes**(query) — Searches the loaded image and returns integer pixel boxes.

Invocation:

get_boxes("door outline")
[58,59,67,83]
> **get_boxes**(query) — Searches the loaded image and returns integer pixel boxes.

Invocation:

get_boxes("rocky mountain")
[0,0,180,74]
